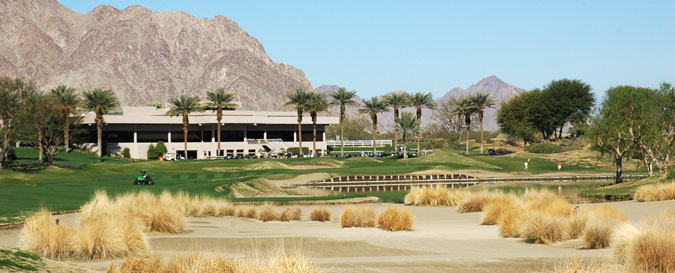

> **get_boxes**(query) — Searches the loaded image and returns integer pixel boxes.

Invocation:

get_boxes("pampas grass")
[21,209,76,259]
[634,182,675,202]
[309,207,331,222]
[377,207,413,232]
[340,206,376,228]
[404,187,466,207]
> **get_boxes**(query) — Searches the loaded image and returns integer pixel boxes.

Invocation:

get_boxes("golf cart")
[134,169,154,185]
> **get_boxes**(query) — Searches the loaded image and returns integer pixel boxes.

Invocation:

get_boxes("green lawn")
[0,146,642,221]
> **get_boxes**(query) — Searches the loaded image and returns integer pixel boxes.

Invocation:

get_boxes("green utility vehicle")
[133,169,154,185]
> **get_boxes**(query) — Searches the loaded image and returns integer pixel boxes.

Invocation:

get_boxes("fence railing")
[326,140,392,147]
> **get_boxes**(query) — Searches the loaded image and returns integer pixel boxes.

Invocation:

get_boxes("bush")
[146,144,158,160]
[404,187,466,207]
[458,191,501,213]
[526,142,563,154]
[155,141,167,155]
[426,138,447,149]
[519,212,570,244]
[122,148,131,158]
[634,182,675,202]
[340,206,376,228]
[620,211,675,273]
[481,195,518,225]
[258,204,278,222]
[583,220,614,249]
[309,207,331,222]
[377,207,413,231]
[287,147,310,156]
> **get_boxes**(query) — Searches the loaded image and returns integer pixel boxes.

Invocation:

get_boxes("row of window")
[81,130,324,143]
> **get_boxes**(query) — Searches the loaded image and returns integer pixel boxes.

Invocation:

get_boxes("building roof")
[81,107,339,125]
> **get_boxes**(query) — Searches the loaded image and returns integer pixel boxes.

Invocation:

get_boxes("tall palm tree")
[359,97,389,155]
[469,93,496,154]
[329,87,358,157]
[411,92,435,156]
[305,92,329,157]
[384,92,411,156]
[205,88,236,158]
[284,88,311,157]
[397,111,417,159]
[49,85,80,153]
[452,97,477,155]
[166,94,202,159]
[82,88,119,161]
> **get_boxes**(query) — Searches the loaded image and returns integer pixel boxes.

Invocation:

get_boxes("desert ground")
[1,199,673,273]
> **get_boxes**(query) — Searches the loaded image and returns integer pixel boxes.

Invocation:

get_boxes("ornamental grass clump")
[519,211,570,244]
[458,191,501,213]
[634,182,675,202]
[377,206,413,232]
[279,206,302,222]
[258,204,279,222]
[617,210,675,273]
[404,187,465,206]
[340,206,377,228]
[309,207,331,222]
[481,195,518,225]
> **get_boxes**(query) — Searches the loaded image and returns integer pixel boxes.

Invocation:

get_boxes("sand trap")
[267,173,331,187]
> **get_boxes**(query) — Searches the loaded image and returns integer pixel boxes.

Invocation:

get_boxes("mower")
[133,169,154,185]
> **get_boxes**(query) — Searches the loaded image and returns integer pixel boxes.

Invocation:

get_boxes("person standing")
[524,161,529,170]
[557,161,562,171]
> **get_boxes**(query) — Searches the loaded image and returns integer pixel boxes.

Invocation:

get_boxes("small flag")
[527,158,531,162]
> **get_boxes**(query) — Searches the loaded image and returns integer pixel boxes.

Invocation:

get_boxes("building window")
[137,132,168,142]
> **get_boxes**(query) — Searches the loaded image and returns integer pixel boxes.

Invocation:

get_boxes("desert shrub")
[287,147,310,156]
[481,195,518,225]
[122,148,130,158]
[583,220,614,249]
[279,206,302,221]
[377,206,413,232]
[613,223,640,264]
[579,206,627,249]
[258,204,279,222]
[569,213,588,239]
[497,207,523,238]
[519,212,570,244]
[290,206,302,220]
[21,209,77,259]
[622,211,675,273]
[526,142,563,154]
[309,207,331,222]
[106,252,321,273]
[634,182,675,202]
[405,187,466,207]
[458,191,500,213]
[340,206,376,228]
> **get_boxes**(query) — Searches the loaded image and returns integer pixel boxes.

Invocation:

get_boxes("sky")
[59,0,675,100]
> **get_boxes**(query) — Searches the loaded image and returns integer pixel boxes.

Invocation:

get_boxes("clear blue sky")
[60,0,674,100]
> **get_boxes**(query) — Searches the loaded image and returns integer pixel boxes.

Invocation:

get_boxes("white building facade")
[80,107,339,159]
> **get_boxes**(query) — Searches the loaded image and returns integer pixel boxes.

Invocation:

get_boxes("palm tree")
[205,88,236,158]
[384,92,411,156]
[49,85,80,153]
[166,94,202,159]
[452,97,477,155]
[284,88,311,157]
[305,92,329,157]
[469,93,496,154]
[329,87,358,157]
[82,88,119,161]
[397,111,417,159]
[411,92,435,156]
[359,97,389,155]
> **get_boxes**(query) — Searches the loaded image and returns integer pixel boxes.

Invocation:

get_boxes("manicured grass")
[0,146,641,219]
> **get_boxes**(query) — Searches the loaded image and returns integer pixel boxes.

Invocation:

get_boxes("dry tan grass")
[404,186,466,207]
[519,211,570,244]
[623,210,675,273]
[497,206,524,238]
[258,204,279,222]
[634,182,675,202]
[481,195,518,225]
[458,191,502,213]
[106,252,321,273]
[21,209,148,261]
[547,259,627,273]
[278,206,302,222]
[340,206,376,228]
[377,207,413,232]
[612,223,640,264]
[309,207,331,222]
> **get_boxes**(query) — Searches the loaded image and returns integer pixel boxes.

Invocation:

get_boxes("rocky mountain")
[0,0,313,110]
[317,76,526,132]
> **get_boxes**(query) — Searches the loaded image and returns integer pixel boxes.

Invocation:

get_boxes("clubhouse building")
[80,107,339,159]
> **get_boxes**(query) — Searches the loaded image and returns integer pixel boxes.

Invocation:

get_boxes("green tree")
[384,92,411,155]
[147,144,158,160]
[411,92,436,154]
[526,89,558,140]
[48,85,80,153]
[434,98,465,145]
[631,82,675,175]
[205,88,236,157]
[543,79,594,139]
[397,111,417,159]
[325,116,370,140]
[122,147,131,158]
[156,141,168,156]
[497,93,536,146]
[452,97,477,155]
[166,94,202,159]
[305,92,329,156]
[329,87,358,156]
[82,88,119,161]
[20,92,66,165]
[284,88,312,157]
[359,97,389,155]
[469,93,496,154]
[589,86,653,183]
[0,77,34,169]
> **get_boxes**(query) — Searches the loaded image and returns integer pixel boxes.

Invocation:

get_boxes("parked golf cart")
[134,169,154,185]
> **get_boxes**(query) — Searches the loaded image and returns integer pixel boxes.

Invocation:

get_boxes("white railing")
[326,140,392,147]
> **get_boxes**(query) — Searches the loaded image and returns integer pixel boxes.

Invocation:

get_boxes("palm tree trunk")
[37,125,43,164]
[217,108,222,158]
[298,110,303,157]
[372,122,377,155]
[465,123,470,155]
[65,113,70,153]
[312,120,317,157]
[402,133,408,159]
[480,112,484,154]
[183,114,188,159]
[393,107,399,156]
[96,114,103,161]
[340,106,345,157]
[416,108,422,156]
[0,123,10,169]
